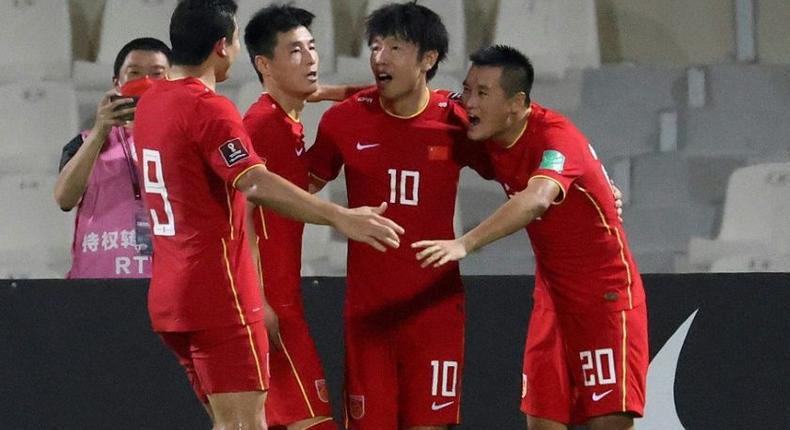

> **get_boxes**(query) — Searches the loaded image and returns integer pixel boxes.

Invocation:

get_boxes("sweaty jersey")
[308,88,492,314]
[243,93,308,316]
[134,77,264,331]
[485,103,644,313]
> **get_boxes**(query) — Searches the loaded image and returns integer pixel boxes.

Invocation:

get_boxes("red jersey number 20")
[142,149,176,236]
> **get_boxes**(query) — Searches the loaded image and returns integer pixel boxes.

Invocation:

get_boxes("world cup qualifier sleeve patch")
[219,138,250,167]
[539,149,566,173]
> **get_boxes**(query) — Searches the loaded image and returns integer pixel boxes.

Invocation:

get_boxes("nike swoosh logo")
[431,400,454,411]
[295,147,304,156]
[356,142,380,150]
[592,389,613,402]
[641,309,698,430]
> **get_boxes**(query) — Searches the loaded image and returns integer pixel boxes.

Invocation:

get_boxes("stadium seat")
[234,0,335,84]
[493,0,600,79]
[0,173,74,278]
[710,254,790,273]
[73,0,178,88]
[0,80,78,175]
[688,162,790,267]
[0,0,71,83]
[337,0,466,82]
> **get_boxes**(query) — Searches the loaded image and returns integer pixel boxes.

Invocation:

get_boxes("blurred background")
[1,0,788,278]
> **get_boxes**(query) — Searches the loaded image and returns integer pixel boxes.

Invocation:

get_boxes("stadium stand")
[688,162,790,270]
[0,80,78,175]
[72,0,177,88]
[0,0,71,83]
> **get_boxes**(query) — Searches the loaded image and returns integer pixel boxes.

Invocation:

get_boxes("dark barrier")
[1,274,788,429]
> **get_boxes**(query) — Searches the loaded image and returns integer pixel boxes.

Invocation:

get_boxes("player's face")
[115,50,169,88]
[369,35,430,101]
[217,20,242,83]
[462,65,519,142]
[267,26,319,97]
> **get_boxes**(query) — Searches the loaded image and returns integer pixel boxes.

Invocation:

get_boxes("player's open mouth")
[468,114,481,127]
[307,71,317,82]
[376,73,393,84]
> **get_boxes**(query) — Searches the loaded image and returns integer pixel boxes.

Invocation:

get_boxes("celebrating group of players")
[132,1,649,429]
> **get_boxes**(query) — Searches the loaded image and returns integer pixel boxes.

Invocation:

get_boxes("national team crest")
[315,379,329,403]
[348,395,365,419]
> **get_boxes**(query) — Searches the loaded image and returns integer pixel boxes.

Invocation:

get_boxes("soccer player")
[306,3,493,429]
[413,45,648,430]
[132,1,403,429]
[241,4,364,430]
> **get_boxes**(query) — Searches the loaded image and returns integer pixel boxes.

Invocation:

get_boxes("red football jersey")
[243,93,308,316]
[307,88,492,313]
[485,103,645,313]
[134,78,265,331]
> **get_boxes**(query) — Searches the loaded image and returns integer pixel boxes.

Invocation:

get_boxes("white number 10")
[142,149,175,236]
[388,169,420,206]
[431,360,458,396]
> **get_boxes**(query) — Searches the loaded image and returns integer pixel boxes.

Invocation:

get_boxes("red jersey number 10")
[388,169,420,206]
[142,149,176,236]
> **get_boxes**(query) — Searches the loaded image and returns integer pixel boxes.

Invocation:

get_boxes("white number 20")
[142,149,176,236]
[580,348,616,387]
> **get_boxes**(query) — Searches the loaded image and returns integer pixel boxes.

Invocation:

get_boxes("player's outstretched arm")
[237,165,404,251]
[306,84,372,102]
[412,177,561,268]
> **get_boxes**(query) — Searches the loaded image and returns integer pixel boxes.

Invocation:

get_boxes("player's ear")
[420,50,439,73]
[254,55,271,77]
[511,91,528,111]
[214,37,229,57]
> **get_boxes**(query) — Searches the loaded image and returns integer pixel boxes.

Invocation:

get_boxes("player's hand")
[610,181,624,221]
[263,301,282,351]
[411,239,468,268]
[336,202,405,252]
[94,89,134,133]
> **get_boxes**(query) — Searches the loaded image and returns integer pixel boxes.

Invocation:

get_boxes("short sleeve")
[59,133,84,172]
[194,98,263,187]
[306,112,344,182]
[528,128,586,203]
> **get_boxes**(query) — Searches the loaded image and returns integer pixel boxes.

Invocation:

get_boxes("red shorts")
[344,295,465,430]
[265,312,333,426]
[521,303,648,425]
[158,320,270,404]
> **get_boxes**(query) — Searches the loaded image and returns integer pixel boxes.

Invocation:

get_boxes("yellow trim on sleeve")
[225,184,235,240]
[232,163,264,189]
[529,175,567,205]
[257,207,269,240]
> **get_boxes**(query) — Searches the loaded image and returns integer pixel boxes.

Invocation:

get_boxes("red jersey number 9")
[142,149,176,236]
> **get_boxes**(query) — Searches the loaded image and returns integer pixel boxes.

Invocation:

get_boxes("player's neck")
[380,86,430,118]
[265,84,306,122]
[169,65,217,91]
[495,107,531,149]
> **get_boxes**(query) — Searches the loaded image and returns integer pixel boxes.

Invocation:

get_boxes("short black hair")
[469,45,534,105]
[365,1,448,81]
[169,0,238,66]
[113,37,172,79]
[244,4,315,82]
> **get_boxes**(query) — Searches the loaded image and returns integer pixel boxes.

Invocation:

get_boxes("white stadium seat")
[0,0,71,82]
[0,174,74,278]
[0,80,78,175]
[689,163,790,268]
[493,0,600,79]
